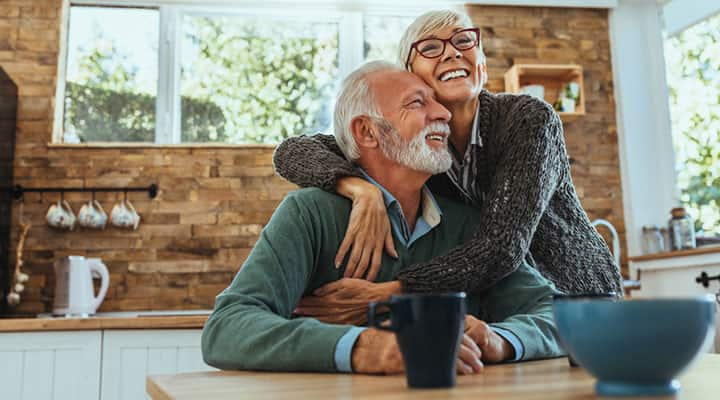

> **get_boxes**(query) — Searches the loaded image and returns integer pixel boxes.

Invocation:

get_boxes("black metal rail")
[8,183,159,200]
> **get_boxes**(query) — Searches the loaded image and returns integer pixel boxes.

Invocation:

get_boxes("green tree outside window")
[665,14,720,235]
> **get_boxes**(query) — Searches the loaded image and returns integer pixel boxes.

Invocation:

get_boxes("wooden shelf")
[504,63,585,119]
[628,245,720,263]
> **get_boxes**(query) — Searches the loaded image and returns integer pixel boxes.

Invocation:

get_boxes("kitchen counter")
[0,310,210,332]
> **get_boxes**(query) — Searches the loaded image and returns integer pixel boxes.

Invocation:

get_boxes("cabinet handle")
[695,271,720,288]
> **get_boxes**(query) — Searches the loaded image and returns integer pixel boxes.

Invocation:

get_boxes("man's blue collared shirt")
[333,171,523,372]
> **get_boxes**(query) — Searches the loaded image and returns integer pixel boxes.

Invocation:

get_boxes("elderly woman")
[273,9,622,303]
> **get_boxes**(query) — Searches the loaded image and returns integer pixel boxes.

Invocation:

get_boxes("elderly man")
[201,61,563,374]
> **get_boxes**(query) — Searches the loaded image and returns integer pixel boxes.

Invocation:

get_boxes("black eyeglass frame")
[404,28,481,70]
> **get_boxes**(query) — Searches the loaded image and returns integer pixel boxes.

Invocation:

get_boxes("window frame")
[55,0,429,146]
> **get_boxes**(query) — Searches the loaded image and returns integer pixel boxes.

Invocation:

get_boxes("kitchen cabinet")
[101,329,213,400]
[0,328,213,400]
[629,247,720,353]
[0,331,102,400]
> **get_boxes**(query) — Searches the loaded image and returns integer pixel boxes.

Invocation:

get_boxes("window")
[664,13,720,235]
[63,6,159,143]
[363,15,415,62]
[180,14,338,144]
[60,1,418,145]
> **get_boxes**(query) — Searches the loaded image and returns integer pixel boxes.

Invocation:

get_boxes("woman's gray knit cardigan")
[272,90,623,295]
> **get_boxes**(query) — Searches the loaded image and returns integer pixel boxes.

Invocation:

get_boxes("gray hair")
[398,9,485,70]
[333,60,403,161]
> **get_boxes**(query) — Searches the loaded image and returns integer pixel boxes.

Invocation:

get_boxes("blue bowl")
[553,296,716,396]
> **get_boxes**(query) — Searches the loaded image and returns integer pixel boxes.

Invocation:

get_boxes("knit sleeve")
[272,134,363,191]
[396,99,566,293]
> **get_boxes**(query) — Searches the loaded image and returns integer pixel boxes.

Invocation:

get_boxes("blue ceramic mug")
[368,292,466,388]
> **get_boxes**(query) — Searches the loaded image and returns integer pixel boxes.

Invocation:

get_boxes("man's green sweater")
[202,188,563,372]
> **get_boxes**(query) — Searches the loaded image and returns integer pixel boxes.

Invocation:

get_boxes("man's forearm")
[202,293,353,372]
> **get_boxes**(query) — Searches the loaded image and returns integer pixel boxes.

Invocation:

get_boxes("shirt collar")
[357,168,442,245]
[470,102,483,147]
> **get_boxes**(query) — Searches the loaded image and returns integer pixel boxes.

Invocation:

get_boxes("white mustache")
[419,121,451,138]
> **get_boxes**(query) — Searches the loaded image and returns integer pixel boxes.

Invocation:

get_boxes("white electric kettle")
[53,256,109,317]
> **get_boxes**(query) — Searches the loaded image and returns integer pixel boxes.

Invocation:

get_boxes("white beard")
[378,121,453,175]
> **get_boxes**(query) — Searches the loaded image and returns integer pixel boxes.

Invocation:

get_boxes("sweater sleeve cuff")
[334,327,366,372]
[490,326,524,362]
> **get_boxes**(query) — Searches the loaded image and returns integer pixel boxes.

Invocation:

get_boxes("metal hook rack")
[10,184,159,201]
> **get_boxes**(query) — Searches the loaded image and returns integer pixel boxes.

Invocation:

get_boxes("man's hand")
[457,334,484,374]
[351,328,404,374]
[352,329,483,375]
[464,315,515,363]
[294,279,402,325]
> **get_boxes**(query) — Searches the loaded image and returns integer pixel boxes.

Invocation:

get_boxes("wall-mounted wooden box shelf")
[504,63,585,120]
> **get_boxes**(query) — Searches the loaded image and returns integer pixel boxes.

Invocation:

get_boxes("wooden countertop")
[147,354,720,400]
[629,245,720,262]
[0,315,208,332]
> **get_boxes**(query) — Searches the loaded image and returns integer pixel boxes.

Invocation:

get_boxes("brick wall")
[469,5,626,264]
[1,1,625,316]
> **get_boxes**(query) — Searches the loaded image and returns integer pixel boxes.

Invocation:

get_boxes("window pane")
[63,6,159,143]
[181,14,338,144]
[664,14,720,235]
[363,15,414,63]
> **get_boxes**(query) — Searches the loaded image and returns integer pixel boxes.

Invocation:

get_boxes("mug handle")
[61,200,77,230]
[124,199,140,230]
[124,199,137,214]
[368,300,396,332]
[61,199,73,213]
[92,200,106,216]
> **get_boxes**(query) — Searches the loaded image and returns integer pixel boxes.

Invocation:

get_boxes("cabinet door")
[101,329,214,400]
[0,331,102,400]
[630,256,720,353]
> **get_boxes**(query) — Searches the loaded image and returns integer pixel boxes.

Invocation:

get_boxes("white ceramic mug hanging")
[110,192,140,230]
[46,194,76,231]
[78,193,108,229]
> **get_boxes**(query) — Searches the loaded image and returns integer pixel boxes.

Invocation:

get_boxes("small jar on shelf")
[668,207,696,251]
[659,227,672,252]
[641,225,665,255]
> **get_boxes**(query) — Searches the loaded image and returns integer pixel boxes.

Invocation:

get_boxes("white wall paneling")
[609,0,677,257]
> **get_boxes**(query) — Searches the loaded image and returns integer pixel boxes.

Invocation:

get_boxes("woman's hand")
[335,177,398,281]
[294,279,402,325]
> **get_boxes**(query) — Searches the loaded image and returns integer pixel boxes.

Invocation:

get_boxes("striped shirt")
[446,106,484,205]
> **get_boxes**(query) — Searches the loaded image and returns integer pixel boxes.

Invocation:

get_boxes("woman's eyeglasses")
[405,28,480,69]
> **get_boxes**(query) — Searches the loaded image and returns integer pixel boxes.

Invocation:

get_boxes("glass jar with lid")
[668,207,696,251]
[641,225,664,254]
[659,227,672,252]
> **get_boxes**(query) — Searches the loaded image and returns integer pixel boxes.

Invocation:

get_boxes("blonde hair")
[333,60,403,161]
[398,9,485,70]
